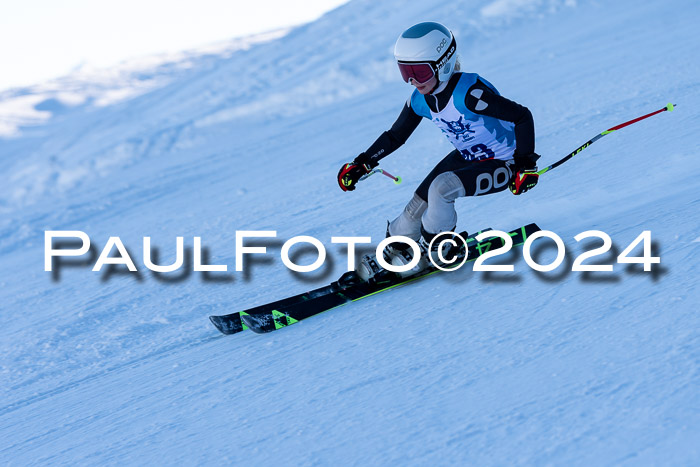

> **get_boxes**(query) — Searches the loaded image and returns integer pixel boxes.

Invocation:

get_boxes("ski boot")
[389,226,464,278]
[355,241,411,283]
[355,223,415,283]
[356,225,464,281]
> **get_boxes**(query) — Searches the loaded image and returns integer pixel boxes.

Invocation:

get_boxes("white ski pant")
[388,151,513,239]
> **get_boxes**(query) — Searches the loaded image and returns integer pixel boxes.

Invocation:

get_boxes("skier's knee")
[427,172,465,204]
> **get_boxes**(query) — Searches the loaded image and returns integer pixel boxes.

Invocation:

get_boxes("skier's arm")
[354,101,422,168]
[465,79,537,168]
[339,102,423,192]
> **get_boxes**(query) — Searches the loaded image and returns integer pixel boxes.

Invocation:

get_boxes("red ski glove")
[338,161,372,192]
[509,152,540,195]
[509,169,539,195]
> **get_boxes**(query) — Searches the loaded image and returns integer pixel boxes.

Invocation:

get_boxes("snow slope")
[1,0,699,464]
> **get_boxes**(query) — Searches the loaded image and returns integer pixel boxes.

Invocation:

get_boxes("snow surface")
[1,0,699,464]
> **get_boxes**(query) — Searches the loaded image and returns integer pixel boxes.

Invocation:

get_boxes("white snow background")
[1,0,699,464]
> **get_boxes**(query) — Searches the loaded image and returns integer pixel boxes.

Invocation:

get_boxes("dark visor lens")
[397,62,435,84]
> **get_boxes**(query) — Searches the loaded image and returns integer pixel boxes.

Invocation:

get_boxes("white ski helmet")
[394,22,457,85]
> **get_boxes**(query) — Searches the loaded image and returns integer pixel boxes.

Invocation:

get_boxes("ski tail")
[209,313,248,334]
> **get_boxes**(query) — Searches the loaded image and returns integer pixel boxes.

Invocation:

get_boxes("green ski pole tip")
[394,176,402,185]
[666,103,675,111]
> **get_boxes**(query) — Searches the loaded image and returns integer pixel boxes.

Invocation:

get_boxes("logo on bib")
[438,116,475,143]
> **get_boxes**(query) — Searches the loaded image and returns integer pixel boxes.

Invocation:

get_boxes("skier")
[337,22,540,279]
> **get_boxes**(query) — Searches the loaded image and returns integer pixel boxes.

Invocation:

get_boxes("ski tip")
[519,222,541,233]
[666,103,675,112]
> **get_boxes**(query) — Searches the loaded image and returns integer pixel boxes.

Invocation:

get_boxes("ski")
[208,279,351,334]
[209,227,494,335]
[240,223,540,334]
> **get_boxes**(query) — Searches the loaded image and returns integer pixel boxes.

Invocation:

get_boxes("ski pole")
[361,168,403,185]
[538,103,675,175]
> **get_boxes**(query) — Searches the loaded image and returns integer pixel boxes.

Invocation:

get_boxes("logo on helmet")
[435,45,455,70]
[436,38,448,53]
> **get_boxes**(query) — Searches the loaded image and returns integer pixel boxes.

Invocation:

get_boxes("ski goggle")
[397,35,457,85]
[397,62,436,85]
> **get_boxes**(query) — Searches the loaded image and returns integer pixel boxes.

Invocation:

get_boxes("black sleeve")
[355,101,422,167]
[465,79,535,157]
